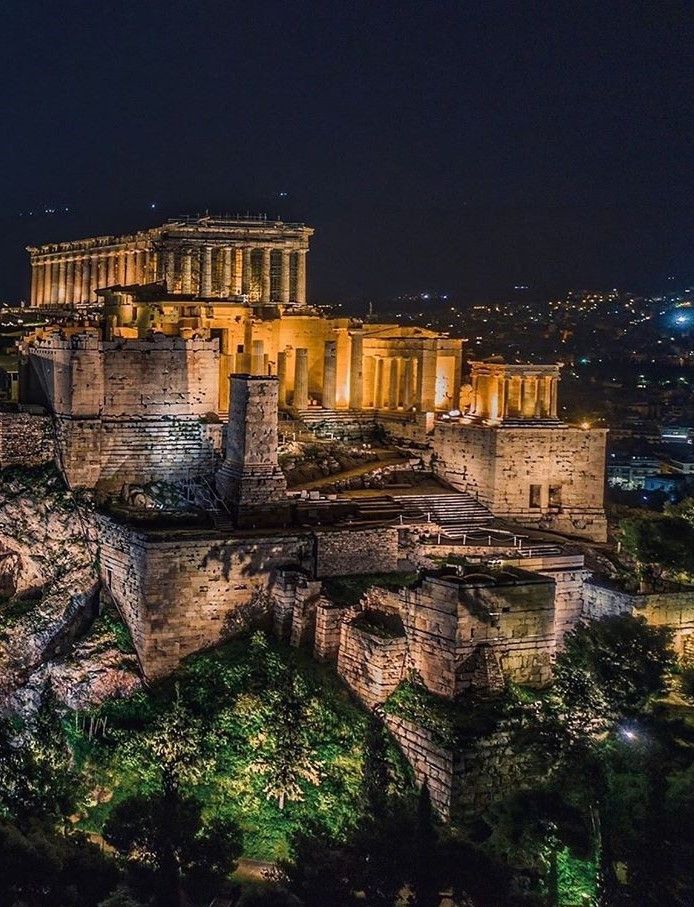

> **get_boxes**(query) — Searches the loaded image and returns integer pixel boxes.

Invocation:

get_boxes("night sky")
[1,1,693,305]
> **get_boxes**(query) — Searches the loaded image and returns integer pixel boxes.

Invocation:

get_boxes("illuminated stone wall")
[583,578,694,659]
[433,422,608,542]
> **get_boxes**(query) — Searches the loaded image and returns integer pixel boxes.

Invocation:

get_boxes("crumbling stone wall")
[0,413,54,470]
[433,422,608,542]
[337,621,407,708]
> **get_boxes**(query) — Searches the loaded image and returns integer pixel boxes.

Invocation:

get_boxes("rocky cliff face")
[0,466,141,710]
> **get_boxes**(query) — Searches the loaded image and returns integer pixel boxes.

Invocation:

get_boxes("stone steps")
[391,491,493,536]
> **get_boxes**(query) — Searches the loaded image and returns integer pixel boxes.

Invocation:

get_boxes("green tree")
[0,680,80,826]
[103,790,242,907]
[620,515,694,587]
[664,496,694,528]
[251,660,321,810]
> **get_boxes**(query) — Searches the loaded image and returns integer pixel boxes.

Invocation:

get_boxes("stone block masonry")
[97,517,404,678]
[314,526,399,576]
[337,621,407,708]
[0,412,55,470]
[433,422,608,542]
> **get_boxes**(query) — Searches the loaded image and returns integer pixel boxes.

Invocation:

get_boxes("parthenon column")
[388,357,401,410]
[136,250,147,284]
[416,344,437,412]
[181,251,193,294]
[222,247,232,297]
[80,257,90,302]
[200,246,212,297]
[90,254,100,301]
[261,248,272,303]
[65,258,75,303]
[280,251,291,304]
[323,340,337,409]
[295,250,307,305]
[106,253,115,287]
[402,358,414,408]
[374,357,385,409]
[56,259,67,305]
[293,348,309,409]
[277,351,287,406]
[30,263,38,306]
[349,330,364,409]
[233,248,243,294]
[241,247,252,295]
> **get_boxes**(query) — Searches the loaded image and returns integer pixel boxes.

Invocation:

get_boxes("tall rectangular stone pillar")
[233,248,243,294]
[293,348,309,409]
[374,357,385,409]
[349,331,363,409]
[65,259,75,303]
[323,340,337,409]
[215,375,289,528]
[388,357,400,410]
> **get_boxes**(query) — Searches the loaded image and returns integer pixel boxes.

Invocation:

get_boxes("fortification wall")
[0,413,55,469]
[98,518,315,677]
[384,714,454,818]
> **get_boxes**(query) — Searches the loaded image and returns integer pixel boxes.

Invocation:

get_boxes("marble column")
[251,340,265,375]
[374,357,385,409]
[32,263,41,306]
[280,250,291,304]
[30,264,38,306]
[402,358,414,408]
[56,259,67,305]
[149,250,159,283]
[80,257,91,302]
[323,340,337,409]
[233,248,243,294]
[550,377,558,418]
[200,246,213,297]
[106,253,115,287]
[295,250,307,304]
[47,261,57,305]
[90,255,100,301]
[261,248,272,303]
[294,348,309,409]
[416,345,437,412]
[136,250,147,284]
[222,246,233,297]
[241,247,252,295]
[349,330,364,409]
[163,250,175,292]
[277,351,288,406]
[533,377,542,419]
[65,258,75,303]
[388,357,401,409]
[501,377,510,419]
[181,251,193,294]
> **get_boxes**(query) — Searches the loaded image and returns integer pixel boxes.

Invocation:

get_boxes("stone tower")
[216,374,289,527]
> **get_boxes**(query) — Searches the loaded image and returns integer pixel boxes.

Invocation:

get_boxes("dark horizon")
[2,1,693,305]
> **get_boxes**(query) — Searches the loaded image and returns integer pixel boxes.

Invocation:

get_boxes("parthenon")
[27,214,313,307]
